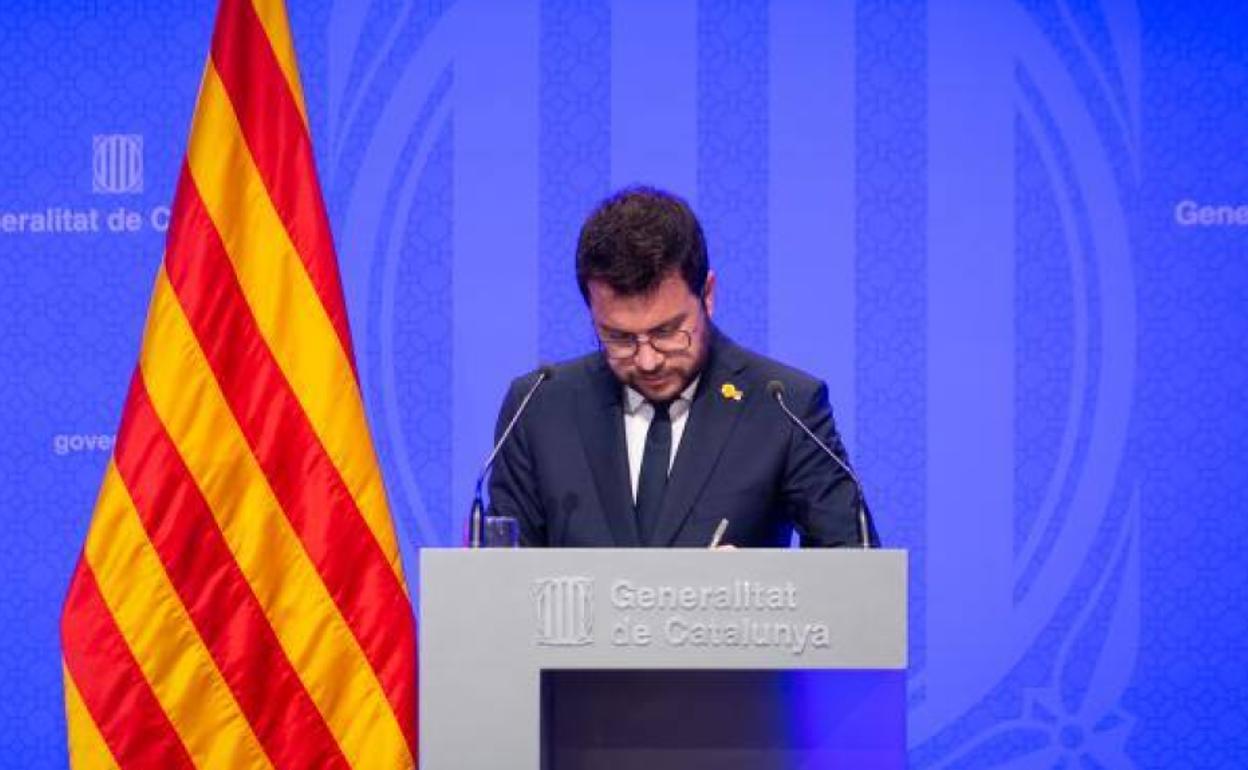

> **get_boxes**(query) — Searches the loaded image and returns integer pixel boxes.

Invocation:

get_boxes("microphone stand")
[767,381,872,549]
[469,367,551,548]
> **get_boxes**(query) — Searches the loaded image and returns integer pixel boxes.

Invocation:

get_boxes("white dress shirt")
[623,377,699,503]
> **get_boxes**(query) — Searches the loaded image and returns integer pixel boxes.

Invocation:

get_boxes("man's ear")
[702,270,717,318]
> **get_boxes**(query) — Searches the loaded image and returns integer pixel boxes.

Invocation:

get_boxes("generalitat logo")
[533,576,594,646]
[92,134,144,194]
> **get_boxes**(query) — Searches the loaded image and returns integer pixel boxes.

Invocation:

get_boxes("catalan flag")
[59,1,417,768]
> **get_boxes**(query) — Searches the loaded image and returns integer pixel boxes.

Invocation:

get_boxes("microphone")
[468,365,554,548]
[765,380,872,549]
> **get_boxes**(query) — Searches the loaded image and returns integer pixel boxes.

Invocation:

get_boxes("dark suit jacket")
[487,331,877,548]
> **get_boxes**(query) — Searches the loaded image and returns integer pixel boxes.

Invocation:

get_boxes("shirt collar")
[623,376,700,415]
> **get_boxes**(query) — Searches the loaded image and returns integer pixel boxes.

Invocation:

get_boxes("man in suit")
[488,186,876,548]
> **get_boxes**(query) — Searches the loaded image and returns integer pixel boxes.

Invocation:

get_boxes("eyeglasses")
[597,328,694,360]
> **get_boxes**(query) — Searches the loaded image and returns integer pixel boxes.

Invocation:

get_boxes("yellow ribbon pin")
[720,382,743,401]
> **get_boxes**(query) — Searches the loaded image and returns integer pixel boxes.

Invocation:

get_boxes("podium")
[420,548,907,769]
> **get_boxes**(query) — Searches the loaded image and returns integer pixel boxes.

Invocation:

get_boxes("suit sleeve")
[486,375,548,546]
[783,381,880,547]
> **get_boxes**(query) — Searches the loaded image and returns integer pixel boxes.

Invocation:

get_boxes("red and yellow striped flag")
[59,1,417,768]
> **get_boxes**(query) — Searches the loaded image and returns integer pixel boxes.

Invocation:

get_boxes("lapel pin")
[720,382,743,402]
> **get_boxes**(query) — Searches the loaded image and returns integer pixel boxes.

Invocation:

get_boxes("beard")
[617,344,707,403]
[627,369,689,402]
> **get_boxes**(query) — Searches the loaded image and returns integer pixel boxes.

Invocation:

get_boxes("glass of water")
[481,515,520,548]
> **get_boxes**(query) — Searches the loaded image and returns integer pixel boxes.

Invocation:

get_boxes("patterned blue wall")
[2,1,1246,767]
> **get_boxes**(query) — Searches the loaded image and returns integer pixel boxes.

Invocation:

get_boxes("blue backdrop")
[3,1,1246,767]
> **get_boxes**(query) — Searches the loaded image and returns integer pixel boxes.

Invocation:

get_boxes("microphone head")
[765,380,786,399]
[536,364,556,381]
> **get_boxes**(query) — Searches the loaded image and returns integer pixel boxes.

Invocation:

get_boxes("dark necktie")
[635,400,672,545]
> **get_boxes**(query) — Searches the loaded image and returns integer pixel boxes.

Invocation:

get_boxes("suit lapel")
[649,333,749,547]
[575,357,642,547]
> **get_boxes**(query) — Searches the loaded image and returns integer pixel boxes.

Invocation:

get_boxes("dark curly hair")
[575,186,709,302]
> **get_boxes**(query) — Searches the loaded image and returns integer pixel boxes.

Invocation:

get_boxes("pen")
[708,518,729,549]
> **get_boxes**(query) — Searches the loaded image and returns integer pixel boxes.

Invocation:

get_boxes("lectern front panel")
[420,549,907,769]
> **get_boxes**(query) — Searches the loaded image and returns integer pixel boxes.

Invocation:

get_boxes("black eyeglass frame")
[592,289,711,361]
